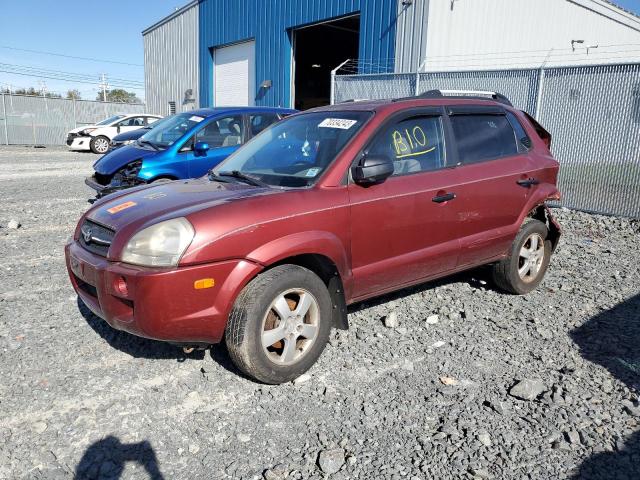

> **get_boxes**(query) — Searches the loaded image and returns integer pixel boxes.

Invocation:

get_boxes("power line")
[0,69,144,90]
[0,62,144,85]
[0,45,144,67]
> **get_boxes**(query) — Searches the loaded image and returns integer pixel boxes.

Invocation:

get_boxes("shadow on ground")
[77,297,205,361]
[76,435,164,480]
[570,293,640,479]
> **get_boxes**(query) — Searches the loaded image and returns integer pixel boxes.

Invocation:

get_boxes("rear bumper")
[65,241,262,344]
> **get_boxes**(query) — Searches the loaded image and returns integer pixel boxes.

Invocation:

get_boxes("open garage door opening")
[292,15,360,110]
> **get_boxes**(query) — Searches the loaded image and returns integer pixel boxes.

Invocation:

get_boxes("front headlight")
[121,218,194,267]
[123,139,135,145]
[81,128,97,135]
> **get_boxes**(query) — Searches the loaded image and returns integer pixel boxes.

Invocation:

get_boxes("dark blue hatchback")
[86,106,296,196]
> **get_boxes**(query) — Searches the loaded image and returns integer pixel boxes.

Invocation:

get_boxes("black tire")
[90,136,110,154]
[492,218,552,295]
[225,265,333,384]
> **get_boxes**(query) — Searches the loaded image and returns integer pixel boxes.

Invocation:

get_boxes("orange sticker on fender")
[107,201,137,214]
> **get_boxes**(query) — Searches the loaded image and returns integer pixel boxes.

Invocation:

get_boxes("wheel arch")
[527,204,561,252]
[246,232,352,330]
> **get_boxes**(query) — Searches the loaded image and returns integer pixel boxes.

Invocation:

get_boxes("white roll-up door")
[214,41,255,106]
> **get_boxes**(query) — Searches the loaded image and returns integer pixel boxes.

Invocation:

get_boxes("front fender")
[246,230,352,294]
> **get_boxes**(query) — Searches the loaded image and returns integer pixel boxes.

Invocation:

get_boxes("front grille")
[79,219,115,257]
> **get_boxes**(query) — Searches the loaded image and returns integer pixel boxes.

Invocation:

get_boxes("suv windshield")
[139,113,206,149]
[97,115,125,126]
[213,111,370,187]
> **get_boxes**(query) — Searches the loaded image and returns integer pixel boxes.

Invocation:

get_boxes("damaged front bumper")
[85,174,144,198]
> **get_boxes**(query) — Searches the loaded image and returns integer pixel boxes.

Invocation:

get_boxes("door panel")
[348,114,460,299]
[447,113,534,266]
[349,171,461,298]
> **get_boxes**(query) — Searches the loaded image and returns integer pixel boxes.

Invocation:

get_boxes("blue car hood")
[93,145,159,175]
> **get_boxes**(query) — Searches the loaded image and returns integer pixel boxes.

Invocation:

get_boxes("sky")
[0,0,187,101]
[1,0,640,102]
[615,0,640,14]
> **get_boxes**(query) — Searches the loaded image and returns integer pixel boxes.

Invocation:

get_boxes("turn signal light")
[194,278,215,290]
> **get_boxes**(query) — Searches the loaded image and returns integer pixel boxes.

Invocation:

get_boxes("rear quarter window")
[450,114,518,164]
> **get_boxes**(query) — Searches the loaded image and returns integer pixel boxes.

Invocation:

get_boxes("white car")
[66,114,162,154]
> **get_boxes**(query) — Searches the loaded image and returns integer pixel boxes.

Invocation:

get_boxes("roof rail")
[338,98,369,103]
[418,89,513,107]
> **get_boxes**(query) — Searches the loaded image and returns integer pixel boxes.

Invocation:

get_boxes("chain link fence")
[0,94,147,146]
[333,63,640,218]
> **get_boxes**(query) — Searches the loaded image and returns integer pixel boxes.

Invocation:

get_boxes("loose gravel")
[1,145,639,479]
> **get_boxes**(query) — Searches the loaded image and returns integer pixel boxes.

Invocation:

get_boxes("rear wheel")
[225,265,332,384]
[492,219,552,294]
[90,136,110,154]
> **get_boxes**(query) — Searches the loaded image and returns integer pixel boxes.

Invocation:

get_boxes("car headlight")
[121,218,194,267]
[123,139,135,145]
[81,128,97,135]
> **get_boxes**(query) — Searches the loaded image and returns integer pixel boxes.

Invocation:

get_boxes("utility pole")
[99,73,109,102]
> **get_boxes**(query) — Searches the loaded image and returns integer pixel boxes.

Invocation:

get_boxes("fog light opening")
[114,276,128,296]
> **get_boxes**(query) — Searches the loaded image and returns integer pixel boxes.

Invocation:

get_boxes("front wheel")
[90,136,110,154]
[491,218,552,295]
[225,265,332,384]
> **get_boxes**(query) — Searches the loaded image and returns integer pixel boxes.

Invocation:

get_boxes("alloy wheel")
[94,138,109,153]
[261,288,320,365]
[518,233,545,283]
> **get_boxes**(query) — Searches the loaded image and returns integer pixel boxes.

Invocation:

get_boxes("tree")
[97,89,141,104]
[66,89,81,100]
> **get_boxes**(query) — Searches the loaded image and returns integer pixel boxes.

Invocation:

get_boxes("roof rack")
[418,89,513,107]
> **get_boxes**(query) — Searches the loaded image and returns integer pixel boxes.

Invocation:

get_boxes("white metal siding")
[214,41,256,106]
[421,0,640,71]
[143,2,199,115]
[394,0,430,73]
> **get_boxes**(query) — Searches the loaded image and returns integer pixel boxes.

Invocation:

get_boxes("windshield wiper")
[218,170,269,187]
[138,139,160,151]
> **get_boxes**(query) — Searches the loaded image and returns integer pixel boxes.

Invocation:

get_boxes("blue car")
[85,106,296,197]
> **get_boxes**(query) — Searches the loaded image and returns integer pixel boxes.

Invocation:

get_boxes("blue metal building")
[143,0,413,113]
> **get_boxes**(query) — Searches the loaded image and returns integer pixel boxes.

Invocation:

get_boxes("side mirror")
[194,141,210,156]
[116,125,121,133]
[352,155,394,185]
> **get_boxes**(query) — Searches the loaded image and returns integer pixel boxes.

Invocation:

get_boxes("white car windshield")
[97,115,125,126]
[212,111,371,188]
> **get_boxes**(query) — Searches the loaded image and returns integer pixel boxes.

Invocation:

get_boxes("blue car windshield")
[139,113,206,149]
[213,111,371,187]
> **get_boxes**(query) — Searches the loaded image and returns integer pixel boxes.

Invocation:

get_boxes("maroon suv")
[65,91,561,384]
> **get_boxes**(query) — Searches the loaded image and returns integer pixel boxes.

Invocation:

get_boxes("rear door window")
[367,115,446,176]
[450,114,518,164]
[249,113,280,137]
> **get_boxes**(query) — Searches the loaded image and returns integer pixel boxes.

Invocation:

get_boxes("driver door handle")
[432,192,456,203]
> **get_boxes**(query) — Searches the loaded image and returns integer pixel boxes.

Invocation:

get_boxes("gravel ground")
[1,145,639,480]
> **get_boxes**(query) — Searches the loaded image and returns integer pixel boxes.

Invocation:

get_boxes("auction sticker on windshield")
[318,118,357,129]
[189,116,204,123]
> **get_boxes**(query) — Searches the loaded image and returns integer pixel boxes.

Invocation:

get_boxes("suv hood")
[93,145,158,175]
[86,178,274,235]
